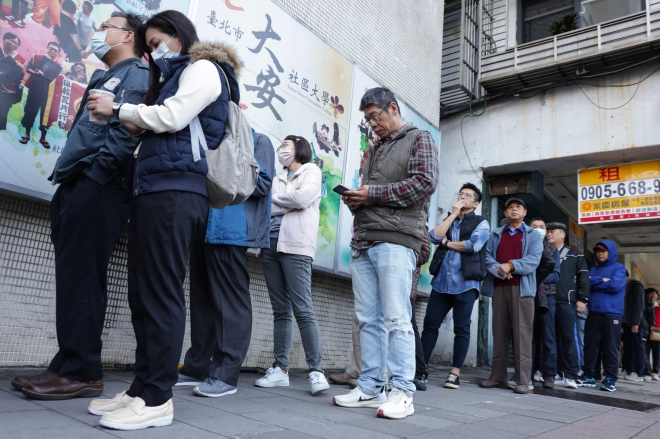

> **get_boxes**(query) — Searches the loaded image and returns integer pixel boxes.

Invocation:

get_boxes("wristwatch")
[112,103,123,119]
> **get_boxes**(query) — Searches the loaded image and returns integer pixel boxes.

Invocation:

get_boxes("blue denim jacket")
[429,217,490,294]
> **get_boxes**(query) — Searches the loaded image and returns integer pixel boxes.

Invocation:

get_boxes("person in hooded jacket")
[644,288,660,381]
[254,135,330,396]
[175,129,275,398]
[576,240,627,392]
[86,10,242,430]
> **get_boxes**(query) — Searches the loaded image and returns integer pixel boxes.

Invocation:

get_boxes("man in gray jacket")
[13,13,148,400]
[479,198,543,394]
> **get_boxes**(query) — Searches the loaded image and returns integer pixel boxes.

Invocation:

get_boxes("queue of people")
[7,8,660,431]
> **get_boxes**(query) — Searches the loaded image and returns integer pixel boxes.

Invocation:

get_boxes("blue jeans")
[351,243,416,397]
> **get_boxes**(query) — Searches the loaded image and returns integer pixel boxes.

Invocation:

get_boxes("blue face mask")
[90,30,124,60]
[150,34,179,61]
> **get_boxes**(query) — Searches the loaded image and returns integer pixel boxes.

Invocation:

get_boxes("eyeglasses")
[457,192,474,199]
[365,108,385,125]
[99,22,130,32]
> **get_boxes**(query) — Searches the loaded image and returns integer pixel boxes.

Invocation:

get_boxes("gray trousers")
[259,238,323,372]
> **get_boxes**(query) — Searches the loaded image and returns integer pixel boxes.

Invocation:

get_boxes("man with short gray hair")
[333,87,438,420]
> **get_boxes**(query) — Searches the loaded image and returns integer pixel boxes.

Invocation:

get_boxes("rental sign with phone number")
[578,160,660,224]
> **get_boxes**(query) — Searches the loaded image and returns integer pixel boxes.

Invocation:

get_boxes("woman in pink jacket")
[255,135,329,396]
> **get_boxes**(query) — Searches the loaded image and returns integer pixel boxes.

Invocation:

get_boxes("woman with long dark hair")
[86,10,242,430]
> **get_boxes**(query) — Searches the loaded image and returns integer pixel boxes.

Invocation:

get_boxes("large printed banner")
[336,68,441,293]
[578,160,660,224]
[193,0,354,270]
[0,0,190,199]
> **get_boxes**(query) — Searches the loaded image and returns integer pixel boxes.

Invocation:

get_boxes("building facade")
[440,0,660,364]
[0,0,445,370]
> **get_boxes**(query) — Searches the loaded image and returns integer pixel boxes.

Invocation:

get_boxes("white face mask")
[90,31,124,60]
[278,146,294,167]
[535,228,547,238]
[151,34,179,61]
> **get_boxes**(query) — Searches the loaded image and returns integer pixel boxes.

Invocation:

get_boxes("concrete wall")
[273,0,443,127]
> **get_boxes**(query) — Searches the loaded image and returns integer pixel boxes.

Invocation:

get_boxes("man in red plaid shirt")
[333,87,438,420]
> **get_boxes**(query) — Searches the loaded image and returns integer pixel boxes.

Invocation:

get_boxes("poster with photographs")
[0,0,190,200]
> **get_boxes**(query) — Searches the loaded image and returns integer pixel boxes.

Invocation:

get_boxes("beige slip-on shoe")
[88,390,135,415]
[99,396,173,431]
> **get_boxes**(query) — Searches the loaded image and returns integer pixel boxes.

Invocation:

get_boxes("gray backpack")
[190,63,259,209]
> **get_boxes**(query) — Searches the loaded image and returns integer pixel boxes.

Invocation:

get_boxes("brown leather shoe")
[11,370,57,391]
[478,379,506,389]
[347,378,358,389]
[328,372,353,385]
[543,376,555,389]
[513,384,529,394]
[22,376,103,400]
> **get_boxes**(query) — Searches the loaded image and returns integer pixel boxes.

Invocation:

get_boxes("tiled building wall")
[0,194,428,369]
[273,0,444,127]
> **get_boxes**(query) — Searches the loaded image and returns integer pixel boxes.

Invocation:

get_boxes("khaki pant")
[345,313,362,378]
[490,285,535,386]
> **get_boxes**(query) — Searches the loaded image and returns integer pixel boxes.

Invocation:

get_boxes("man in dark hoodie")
[577,240,627,392]
[621,270,646,382]
[12,13,148,400]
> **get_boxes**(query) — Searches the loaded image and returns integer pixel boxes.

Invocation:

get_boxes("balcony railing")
[480,0,660,94]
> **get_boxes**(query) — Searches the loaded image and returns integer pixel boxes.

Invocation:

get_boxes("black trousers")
[583,313,622,382]
[622,324,645,376]
[47,174,129,382]
[646,340,660,375]
[410,298,426,377]
[554,303,580,380]
[179,244,252,387]
[22,85,48,138]
[0,93,16,130]
[11,0,28,19]
[126,191,207,407]
[421,289,478,369]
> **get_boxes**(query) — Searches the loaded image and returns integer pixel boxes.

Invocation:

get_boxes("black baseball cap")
[546,222,567,232]
[505,198,526,209]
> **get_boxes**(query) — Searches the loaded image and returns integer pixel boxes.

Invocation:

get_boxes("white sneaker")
[555,373,566,386]
[333,387,386,408]
[644,375,653,382]
[652,373,659,381]
[99,397,173,431]
[88,390,134,415]
[533,371,544,383]
[377,387,414,420]
[255,367,289,388]
[619,370,629,379]
[308,371,329,395]
[565,378,578,389]
[625,372,644,382]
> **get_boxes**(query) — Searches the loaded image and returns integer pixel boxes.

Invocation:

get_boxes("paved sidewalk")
[1,366,660,438]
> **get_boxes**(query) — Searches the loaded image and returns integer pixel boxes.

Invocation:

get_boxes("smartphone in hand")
[333,184,350,195]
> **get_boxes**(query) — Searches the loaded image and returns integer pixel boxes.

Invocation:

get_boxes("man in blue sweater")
[577,240,627,392]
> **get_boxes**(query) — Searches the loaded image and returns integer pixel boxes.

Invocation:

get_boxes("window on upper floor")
[519,0,646,44]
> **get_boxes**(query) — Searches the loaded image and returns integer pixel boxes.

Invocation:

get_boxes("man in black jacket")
[622,271,646,381]
[544,222,589,389]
